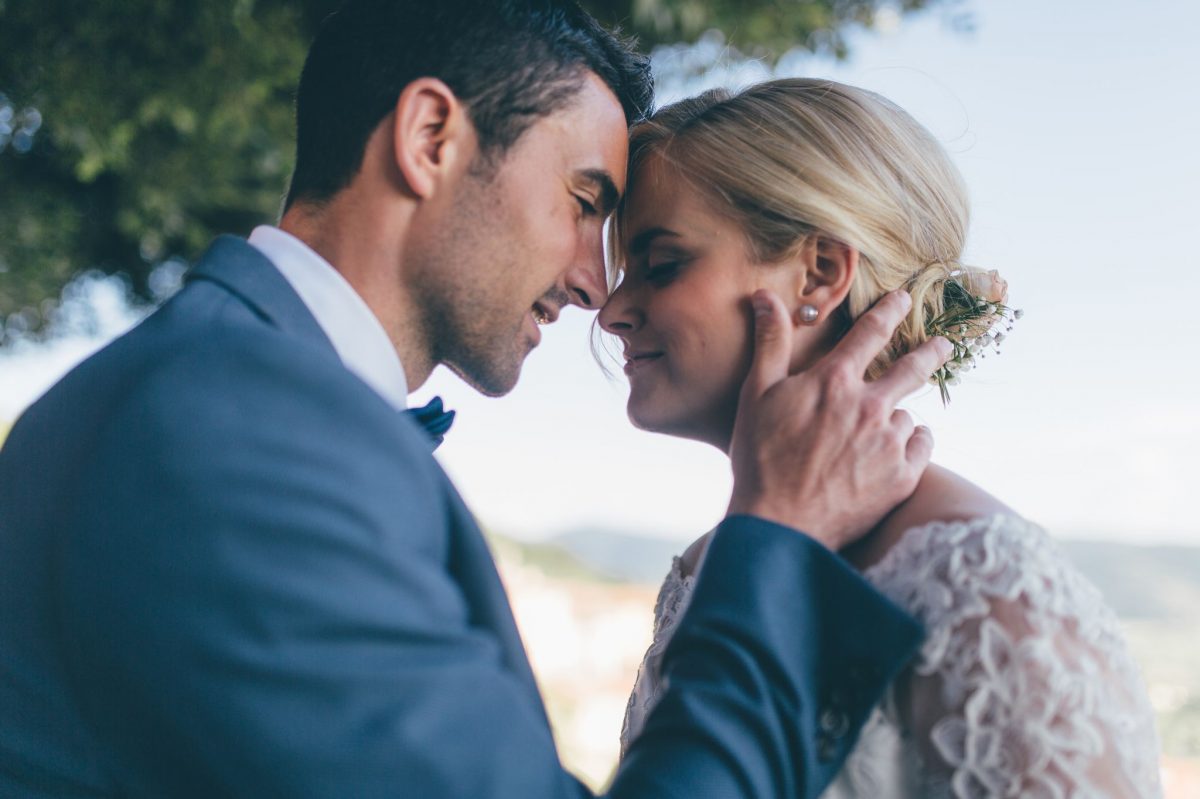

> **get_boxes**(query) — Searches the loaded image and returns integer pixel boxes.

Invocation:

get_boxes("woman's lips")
[623,352,664,375]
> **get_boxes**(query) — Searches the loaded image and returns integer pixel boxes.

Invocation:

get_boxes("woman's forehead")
[622,154,722,242]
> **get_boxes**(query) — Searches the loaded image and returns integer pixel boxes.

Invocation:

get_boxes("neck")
[279,196,434,390]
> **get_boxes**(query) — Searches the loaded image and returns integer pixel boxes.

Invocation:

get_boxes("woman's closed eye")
[644,260,682,284]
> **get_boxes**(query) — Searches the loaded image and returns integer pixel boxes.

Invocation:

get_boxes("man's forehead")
[552,74,629,188]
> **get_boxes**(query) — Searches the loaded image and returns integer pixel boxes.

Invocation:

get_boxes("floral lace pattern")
[619,554,697,757]
[621,516,1163,798]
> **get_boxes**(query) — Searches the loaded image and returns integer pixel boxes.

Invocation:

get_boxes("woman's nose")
[598,279,641,334]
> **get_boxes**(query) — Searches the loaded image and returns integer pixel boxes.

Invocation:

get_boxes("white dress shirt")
[247,225,408,410]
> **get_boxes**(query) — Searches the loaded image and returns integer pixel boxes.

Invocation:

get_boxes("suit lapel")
[442,484,549,724]
[188,235,548,723]
[186,235,336,355]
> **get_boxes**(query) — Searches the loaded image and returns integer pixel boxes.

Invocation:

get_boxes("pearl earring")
[798,304,820,324]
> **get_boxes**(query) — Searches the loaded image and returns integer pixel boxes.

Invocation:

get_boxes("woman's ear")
[795,235,858,326]
[391,77,471,199]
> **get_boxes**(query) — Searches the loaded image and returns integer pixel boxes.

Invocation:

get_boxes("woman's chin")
[627,392,736,451]
[626,399,709,443]
[626,401,666,434]
[626,392,677,435]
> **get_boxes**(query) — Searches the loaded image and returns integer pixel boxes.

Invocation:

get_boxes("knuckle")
[891,351,929,385]
[825,363,857,396]
[756,323,780,345]
[861,393,887,421]
[861,311,891,338]
[919,342,946,370]
[903,355,928,381]
[754,309,780,337]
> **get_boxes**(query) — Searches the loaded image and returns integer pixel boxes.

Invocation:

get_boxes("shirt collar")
[247,225,408,410]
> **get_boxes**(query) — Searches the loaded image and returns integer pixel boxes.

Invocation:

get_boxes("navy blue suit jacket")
[0,237,922,797]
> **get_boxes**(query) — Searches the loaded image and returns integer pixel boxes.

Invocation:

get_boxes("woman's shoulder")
[843,465,1118,648]
[843,463,1013,572]
[841,483,1162,798]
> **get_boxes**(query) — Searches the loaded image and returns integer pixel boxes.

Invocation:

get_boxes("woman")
[600,79,1161,797]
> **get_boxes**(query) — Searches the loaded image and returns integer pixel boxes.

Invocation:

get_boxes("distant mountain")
[551,527,682,584]
[537,527,1200,623]
[1059,540,1200,622]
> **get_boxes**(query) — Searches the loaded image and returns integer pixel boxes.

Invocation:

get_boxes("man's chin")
[445,358,523,398]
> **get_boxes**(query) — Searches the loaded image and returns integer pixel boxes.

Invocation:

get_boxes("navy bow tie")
[405,396,456,450]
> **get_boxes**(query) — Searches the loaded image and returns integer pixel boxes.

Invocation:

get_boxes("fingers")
[741,290,794,401]
[905,424,934,471]
[890,408,915,442]
[873,335,953,405]
[828,290,911,376]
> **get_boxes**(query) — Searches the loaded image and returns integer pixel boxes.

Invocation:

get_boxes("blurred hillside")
[492,527,1200,793]
[546,527,1200,622]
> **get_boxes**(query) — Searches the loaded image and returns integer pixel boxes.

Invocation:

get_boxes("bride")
[599,78,1162,798]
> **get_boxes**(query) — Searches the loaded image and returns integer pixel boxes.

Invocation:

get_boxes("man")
[0,1,950,796]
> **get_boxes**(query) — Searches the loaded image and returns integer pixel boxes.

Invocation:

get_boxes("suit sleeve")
[613,517,923,798]
[56,333,919,798]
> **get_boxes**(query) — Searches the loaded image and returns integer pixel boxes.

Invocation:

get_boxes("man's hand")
[726,289,953,551]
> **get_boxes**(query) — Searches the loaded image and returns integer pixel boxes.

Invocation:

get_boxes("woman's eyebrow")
[627,227,680,255]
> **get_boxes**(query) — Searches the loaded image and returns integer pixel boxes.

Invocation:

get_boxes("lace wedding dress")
[621,515,1163,798]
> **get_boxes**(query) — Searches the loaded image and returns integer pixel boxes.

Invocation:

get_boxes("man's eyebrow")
[578,169,620,216]
[627,226,680,255]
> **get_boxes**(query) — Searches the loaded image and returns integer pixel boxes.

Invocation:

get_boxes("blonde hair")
[610,78,995,379]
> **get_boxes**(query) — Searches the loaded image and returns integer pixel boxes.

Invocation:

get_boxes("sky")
[3,0,1198,546]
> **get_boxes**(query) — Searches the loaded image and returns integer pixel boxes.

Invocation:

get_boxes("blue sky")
[4,0,1198,545]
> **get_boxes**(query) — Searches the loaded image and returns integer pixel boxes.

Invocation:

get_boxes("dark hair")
[284,0,653,208]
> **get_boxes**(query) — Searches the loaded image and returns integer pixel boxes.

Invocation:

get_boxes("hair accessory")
[925,271,1022,405]
[798,304,820,324]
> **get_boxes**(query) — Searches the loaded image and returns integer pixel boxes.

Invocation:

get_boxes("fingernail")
[751,291,772,317]
[936,337,953,359]
[894,289,912,310]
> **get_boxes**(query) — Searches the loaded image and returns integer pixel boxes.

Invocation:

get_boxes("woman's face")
[598,153,795,450]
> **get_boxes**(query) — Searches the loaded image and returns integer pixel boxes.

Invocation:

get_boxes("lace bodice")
[620,515,1163,798]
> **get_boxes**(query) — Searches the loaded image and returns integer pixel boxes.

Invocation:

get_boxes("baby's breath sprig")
[925,277,1022,405]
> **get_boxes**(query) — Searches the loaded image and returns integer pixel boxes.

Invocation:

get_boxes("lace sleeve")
[619,555,697,758]
[866,515,1162,798]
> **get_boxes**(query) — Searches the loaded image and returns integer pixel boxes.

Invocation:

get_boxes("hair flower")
[924,274,1022,404]
[965,269,1009,305]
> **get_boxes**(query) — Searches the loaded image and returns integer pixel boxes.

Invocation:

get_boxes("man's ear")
[392,78,471,199]
[796,235,858,323]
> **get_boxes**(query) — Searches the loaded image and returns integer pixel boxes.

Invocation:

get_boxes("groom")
[0,1,950,797]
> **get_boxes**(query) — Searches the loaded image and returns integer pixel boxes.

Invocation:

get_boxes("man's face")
[411,73,629,396]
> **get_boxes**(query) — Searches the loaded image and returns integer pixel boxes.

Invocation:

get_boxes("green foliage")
[584,0,953,58]
[0,0,954,330]
[0,0,338,327]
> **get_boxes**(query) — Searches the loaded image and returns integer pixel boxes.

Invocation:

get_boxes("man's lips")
[526,303,559,346]
[531,302,559,326]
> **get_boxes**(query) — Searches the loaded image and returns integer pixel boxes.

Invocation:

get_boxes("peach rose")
[964,269,1008,305]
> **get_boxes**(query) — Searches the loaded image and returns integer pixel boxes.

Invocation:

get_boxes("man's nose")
[565,239,610,310]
